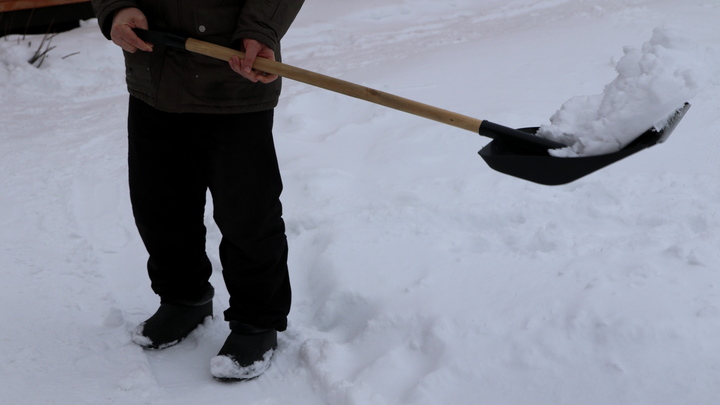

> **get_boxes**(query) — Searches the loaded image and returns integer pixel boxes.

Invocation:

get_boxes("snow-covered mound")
[538,27,707,157]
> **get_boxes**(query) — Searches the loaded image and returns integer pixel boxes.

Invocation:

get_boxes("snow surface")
[1,1,720,404]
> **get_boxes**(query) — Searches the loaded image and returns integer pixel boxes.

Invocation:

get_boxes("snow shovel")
[132,29,690,186]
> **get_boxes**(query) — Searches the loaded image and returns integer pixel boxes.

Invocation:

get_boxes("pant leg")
[127,96,214,305]
[200,110,291,331]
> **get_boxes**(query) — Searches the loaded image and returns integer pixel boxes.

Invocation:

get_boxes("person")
[91,0,304,381]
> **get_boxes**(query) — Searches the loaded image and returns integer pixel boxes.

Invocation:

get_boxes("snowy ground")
[2,1,720,404]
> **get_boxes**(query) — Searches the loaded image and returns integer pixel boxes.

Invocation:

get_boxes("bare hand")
[110,8,153,53]
[229,39,278,84]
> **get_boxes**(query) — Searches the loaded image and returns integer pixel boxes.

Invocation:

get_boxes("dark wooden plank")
[0,1,94,36]
[0,1,90,13]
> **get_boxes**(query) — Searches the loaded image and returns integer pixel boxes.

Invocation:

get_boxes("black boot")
[132,301,213,349]
[210,322,278,381]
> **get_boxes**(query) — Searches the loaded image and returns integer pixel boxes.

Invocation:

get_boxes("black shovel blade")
[478,103,690,185]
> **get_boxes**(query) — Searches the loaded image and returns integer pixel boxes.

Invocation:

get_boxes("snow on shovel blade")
[478,103,691,186]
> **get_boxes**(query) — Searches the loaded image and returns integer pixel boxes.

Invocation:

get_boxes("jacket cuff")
[232,30,278,52]
[91,0,140,39]
[231,0,304,51]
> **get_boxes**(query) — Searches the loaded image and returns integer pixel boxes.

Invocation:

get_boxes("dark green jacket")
[92,0,304,113]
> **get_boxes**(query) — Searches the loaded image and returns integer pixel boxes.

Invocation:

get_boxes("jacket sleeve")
[233,0,305,51]
[91,0,140,39]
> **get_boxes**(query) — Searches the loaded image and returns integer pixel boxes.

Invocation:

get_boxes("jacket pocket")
[124,50,154,97]
[187,52,266,105]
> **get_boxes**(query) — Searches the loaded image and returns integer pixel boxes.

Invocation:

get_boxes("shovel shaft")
[185,38,484,133]
[132,30,689,186]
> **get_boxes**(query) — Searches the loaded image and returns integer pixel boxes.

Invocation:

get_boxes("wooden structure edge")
[0,0,90,13]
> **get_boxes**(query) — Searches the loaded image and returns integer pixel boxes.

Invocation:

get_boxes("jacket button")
[198,25,206,33]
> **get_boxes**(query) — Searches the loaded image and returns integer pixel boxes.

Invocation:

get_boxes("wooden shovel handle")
[185,38,483,133]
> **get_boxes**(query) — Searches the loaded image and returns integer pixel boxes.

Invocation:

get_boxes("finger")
[230,54,277,83]
[229,56,242,74]
[241,48,258,75]
[230,56,256,81]
[111,25,152,53]
[111,37,134,53]
[122,26,153,52]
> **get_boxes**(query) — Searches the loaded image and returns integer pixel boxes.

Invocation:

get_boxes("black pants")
[127,96,290,331]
